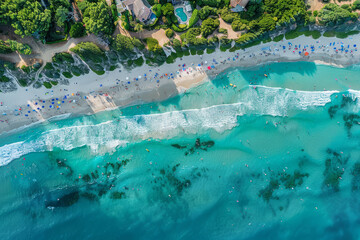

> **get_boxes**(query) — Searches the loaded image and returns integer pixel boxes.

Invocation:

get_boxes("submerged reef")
[351,162,360,191]
[46,191,80,208]
[323,149,348,192]
[258,169,309,202]
[171,138,215,156]
[45,157,131,208]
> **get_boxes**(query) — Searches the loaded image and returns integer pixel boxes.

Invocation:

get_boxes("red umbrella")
[207,66,211,70]
[304,52,309,56]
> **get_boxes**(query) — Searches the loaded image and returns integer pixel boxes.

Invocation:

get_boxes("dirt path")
[0,25,108,67]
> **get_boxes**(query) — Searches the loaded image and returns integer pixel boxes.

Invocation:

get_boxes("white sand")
[0,34,359,134]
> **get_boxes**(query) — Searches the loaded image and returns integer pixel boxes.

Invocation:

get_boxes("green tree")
[161,3,174,16]
[201,18,220,38]
[257,14,276,32]
[3,0,52,37]
[318,3,357,26]
[55,6,69,28]
[5,40,32,55]
[111,34,136,52]
[134,23,144,38]
[0,40,13,54]
[165,28,174,38]
[69,22,86,38]
[152,4,162,17]
[83,1,114,35]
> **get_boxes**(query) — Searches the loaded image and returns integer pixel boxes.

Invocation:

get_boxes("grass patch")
[110,65,117,71]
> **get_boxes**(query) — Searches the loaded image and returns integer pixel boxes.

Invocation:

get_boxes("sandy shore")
[1,34,360,135]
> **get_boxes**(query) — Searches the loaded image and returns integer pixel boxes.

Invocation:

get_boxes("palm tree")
[134,23,144,39]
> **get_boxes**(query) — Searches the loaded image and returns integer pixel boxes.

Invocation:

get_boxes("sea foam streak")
[0,86,358,166]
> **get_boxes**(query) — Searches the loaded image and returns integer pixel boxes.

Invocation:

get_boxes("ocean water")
[1,62,360,239]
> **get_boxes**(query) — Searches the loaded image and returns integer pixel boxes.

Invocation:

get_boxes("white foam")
[1,86,360,166]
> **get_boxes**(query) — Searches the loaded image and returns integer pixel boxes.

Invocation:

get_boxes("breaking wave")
[1,86,359,166]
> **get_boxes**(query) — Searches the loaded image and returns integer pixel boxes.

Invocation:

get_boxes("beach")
[1,34,359,135]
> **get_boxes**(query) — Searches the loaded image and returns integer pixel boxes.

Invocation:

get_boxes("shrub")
[146,38,162,52]
[273,34,284,42]
[43,82,52,89]
[69,22,86,38]
[188,9,199,28]
[70,42,105,63]
[53,52,74,64]
[201,18,220,38]
[165,28,174,38]
[62,71,73,78]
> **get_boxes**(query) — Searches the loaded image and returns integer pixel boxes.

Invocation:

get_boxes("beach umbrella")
[304,52,309,56]
[207,66,211,70]
[198,64,201,67]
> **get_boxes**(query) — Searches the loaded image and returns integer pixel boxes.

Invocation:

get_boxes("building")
[122,0,153,22]
[230,0,250,12]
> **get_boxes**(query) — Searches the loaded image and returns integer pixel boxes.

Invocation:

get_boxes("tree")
[152,4,162,17]
[201,18,220,38]
[5,40,32,55]
[0,40,13,54]
[161,3,174,16]
[111,34,136,52]
[199,6,216,20]
[83,1,114,35]
[165,28,174,38]
[3,0,52,37]
[134,23,144,38]
[55,6,69,28]
[318,3,357,26]
[257,14,276,32]
[69,22,86,38]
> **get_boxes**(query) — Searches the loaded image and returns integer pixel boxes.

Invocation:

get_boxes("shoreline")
[1,34,360,135]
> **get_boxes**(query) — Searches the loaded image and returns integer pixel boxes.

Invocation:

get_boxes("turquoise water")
[1,62,360,239]
[175,8,187,22]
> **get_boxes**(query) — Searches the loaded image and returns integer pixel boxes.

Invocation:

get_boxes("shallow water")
[1,62,360,239]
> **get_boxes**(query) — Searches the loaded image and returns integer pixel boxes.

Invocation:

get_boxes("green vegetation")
[199,6,217,20]
[165,28,174,38]
[4,40,32,55]
[323,30,360,38]
[69,23,86,38]
[273,34,284,42]
[146,38,162,52]
[201,18,220,37]
[188,9,199,28]
[318,3,357,26]
[0,0,51,37]
[52,52,74,64]
[0,40,13,54]
[70,42,105,64]
[43,81,52,89]
[82,1,114,35]
[62,71,73,78]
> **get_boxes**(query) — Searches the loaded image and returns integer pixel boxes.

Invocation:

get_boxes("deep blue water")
[1,62,360,239]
